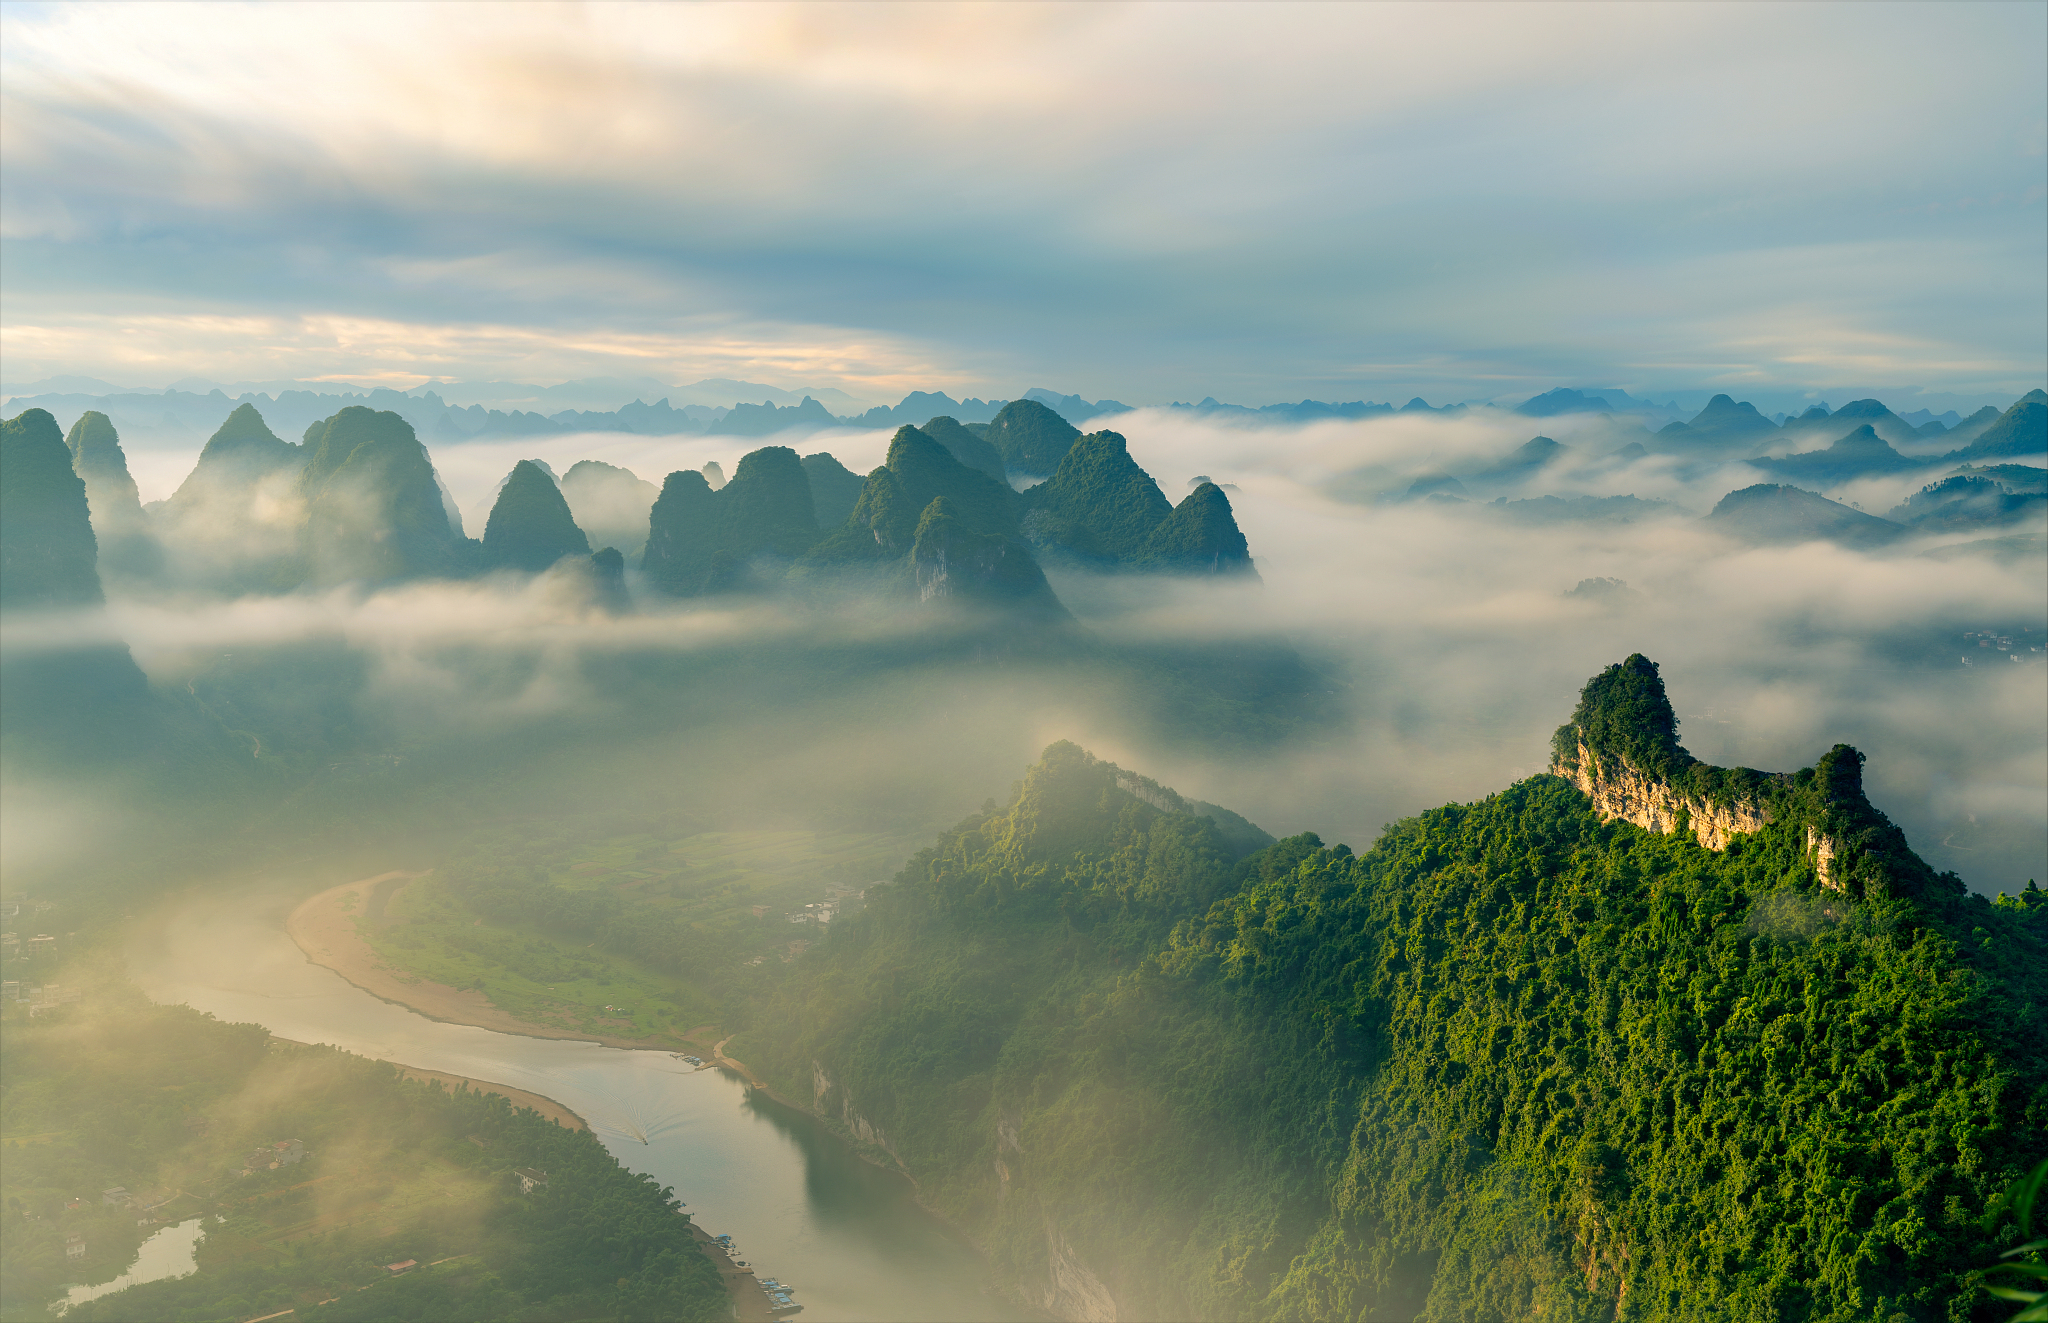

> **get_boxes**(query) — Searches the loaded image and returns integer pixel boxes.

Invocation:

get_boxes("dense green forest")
[0,962,727,1322]
[737,659,2047,1322]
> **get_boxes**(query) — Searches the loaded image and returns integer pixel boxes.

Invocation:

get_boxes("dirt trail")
[285,872,667,1051]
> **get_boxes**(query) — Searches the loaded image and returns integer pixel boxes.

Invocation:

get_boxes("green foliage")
[919,415,1009,481]
[1980,1159,2048,1319]
[983,398,1081,475]
[639,468,728,594]
[482,460,591,573]
[1022,429,1174,562]
[1134,482,1258,577]
[1,408,102,609]
[800,451,868,529]
[910,497,1067,616]
[641,446,819,595]
[806,426,1022,564]
[713,444,818,559]
[746,702,2047,1320]
[1551,653,1689,780]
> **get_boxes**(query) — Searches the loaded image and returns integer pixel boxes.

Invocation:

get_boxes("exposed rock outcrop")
[1556,736,1775,851]
[1042,1218,1118,1323]
[1553,655,1942,902]
[810,1060,902,1165]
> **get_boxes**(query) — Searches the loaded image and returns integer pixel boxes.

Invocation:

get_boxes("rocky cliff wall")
[1555,739,1774,851]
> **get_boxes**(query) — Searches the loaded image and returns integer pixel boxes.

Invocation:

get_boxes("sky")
[2,1,2044,408]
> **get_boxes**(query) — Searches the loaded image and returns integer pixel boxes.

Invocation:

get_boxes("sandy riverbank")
[392,1065,588,1131]
[285,872,681,1052]
[268,1026,589,1130]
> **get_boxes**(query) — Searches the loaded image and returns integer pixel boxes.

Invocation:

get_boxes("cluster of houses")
[3,979,83,1016]
[784,885,868,929]
[1960,629,2040,666]
[238,1138,306,1175]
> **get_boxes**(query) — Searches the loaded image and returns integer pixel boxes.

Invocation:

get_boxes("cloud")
[2,2,2041,402]
[10,405,2037,894]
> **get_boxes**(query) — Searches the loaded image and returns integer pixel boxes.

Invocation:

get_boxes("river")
[127,881,1031,1323]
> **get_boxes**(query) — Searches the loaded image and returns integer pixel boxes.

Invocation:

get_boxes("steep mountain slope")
[1133,481,1259,577]
[639,469,727,595]
[984,398,1082,476]
[800,451,868,529]
[0,408,156,757]
[806,425,1023,563]
[640,445,824,595]
[741,658,2045,1322]
[2,408,104,609]
[157,404,309,593]
[1946,398,2047,463]
[63,410,162,581]
[908,497,1068,617]
[1021,429,1174,563]
[559,459,657,559]
[482,460,592,572]
[919,415,1009,481]
[298,406,473,584]
[712,444,818,559]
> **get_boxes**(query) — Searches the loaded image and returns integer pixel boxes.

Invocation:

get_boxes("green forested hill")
[740,662,2047,1322]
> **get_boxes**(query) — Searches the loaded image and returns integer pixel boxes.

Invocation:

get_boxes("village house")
[514,1167,550,1194]
[385,1259,418,1275]
[101,1187,131,1207]
[240,1139,306,1173]
[66,1235,85,1259]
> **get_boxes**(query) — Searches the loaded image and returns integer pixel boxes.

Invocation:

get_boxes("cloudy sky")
[2,1,2042,407]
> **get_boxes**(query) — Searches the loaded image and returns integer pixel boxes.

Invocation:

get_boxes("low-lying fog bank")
[6,406,2043,897]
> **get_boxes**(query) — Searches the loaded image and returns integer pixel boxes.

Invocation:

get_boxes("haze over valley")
[2,4,2043,1322]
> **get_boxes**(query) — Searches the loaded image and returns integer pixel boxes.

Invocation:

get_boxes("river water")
[127,882,1030,1323]
[59,1218,206,1312]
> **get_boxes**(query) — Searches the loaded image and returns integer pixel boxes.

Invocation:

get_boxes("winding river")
[127,881,1028,1323]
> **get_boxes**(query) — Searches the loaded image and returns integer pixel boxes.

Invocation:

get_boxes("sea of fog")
[52,408,2048,894]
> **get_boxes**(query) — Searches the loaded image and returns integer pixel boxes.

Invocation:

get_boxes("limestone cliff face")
[1806,824,1843,892]
[1041,1217,1118,1323]
[811,1060,903,1164]
[1554,738,1775,851]
[1551,657,1912,899]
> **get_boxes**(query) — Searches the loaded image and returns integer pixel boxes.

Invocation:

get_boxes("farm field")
[360,828,919,1043]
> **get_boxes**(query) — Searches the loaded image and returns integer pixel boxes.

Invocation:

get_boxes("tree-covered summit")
[1135,480,1258,577]
[806,424,1022,562]
[483,459,591,573]
[743,660,2046,1321]
[298,406,471,584]
[983,397,1081,476]
[1022,429,1174,563]
[1551,652,1691,780]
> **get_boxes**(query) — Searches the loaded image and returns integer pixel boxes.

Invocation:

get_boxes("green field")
[362,827,920,1043]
